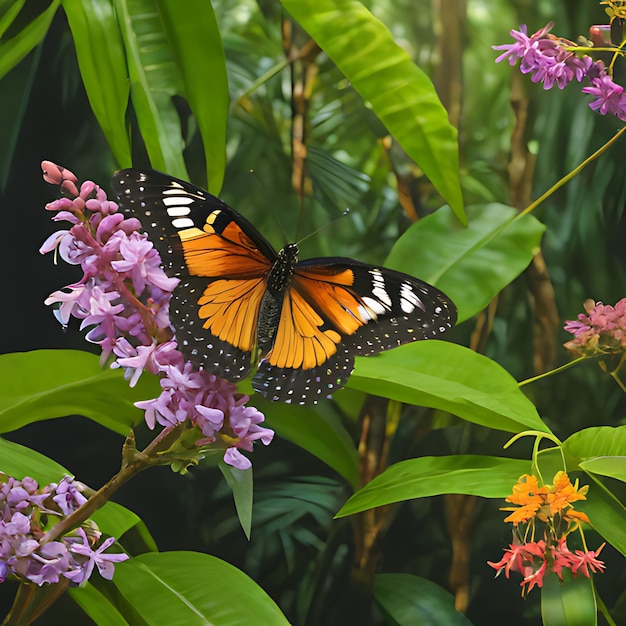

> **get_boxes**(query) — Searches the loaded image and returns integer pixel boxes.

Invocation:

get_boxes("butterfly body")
[112,169,457,404]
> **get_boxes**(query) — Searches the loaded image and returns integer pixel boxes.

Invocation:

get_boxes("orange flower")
[546,471,589,516]
[501,474,549,524]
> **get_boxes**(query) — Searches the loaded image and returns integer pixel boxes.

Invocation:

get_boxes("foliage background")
[0,0,624,624]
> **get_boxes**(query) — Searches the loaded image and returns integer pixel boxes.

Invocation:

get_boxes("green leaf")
[0,0,26,39]
[0,0,60,80]
[114,0,188,178]
[62,0,132,167]
[0,350,161,435]
[113,551,290,625]
[156,0,229,193]
[68,582,130,626]
[385,204,546,323]
[336,455,530,517]
[281,0,464,221]
[0,437,152,542]
[374,573,473,626]
[541,573,597,626]
[562,426,626,469]
[220,462,253,540]
[349,341,550,434]
[579,457,626,482]
[256,399,359,487]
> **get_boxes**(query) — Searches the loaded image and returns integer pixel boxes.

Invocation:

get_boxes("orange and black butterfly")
[112,170,457,404]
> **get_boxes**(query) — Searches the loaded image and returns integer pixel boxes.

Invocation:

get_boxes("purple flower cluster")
[0,475,127,585]
[564,298,626,357]
[494,23,626,121]
[40,161,273,470]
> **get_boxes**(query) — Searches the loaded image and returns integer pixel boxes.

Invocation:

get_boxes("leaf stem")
[518,356,586,386]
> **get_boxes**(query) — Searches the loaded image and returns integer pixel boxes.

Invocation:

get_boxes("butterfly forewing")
[112,169,277,380]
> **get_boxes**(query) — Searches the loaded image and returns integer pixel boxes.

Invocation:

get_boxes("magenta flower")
[582,74,626,121]
[40,161,273,470]
[564,298,626,357]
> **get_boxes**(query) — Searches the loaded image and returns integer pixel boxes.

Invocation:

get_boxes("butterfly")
[112,169,457,405]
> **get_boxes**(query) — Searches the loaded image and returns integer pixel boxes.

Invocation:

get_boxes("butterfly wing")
[252,259,457,404]
[111,169,277,380]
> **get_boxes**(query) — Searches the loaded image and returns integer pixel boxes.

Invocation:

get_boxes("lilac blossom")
[494,22,626,120]
[40,161,273,469]
[0,475,128,586]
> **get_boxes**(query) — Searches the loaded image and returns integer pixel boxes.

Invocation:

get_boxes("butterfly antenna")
[295,207,351,247]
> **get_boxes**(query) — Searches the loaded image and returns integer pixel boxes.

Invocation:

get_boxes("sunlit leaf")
[336,455,530,517]
[68,582,130,625]
[385,204,545,323]
[220,462,253,540]
[114,0,187,177]
[0,0,60,80]
[0,350,161,435]
[156,0,229,192]
[281,0,464,221]
[350,341,550,434]
[62,0,132,167]
[114,552,290,624]
[579,456,626,482]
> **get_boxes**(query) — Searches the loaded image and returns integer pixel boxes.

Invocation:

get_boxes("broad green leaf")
[374,573,473,626]
[256,399,359,487]
[220,462,253,540]
[69,582,129,626]
[281,0,464,221]
[336,455,530,517]
[114,0,188,178]
[562,426,626,468]
[114,551,290,625]
[349,341,550,434]
[385,204,545,323]
[156,0,228,192]
[541,573,597,626]
[0,350,161,435]
[579,457,626,482]
[62,0,132,167]
[0,0,60,80]
[0,437,153,542]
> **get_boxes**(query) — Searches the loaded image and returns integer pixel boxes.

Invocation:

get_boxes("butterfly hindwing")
[112,169,276,380]
[252,259,457,404]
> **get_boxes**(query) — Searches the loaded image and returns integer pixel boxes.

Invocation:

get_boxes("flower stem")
[40,424,186,545]
[518,126,626,219]
[518,356,586,386]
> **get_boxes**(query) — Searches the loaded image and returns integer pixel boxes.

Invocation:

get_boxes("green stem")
[518,356,586,386]
[40,424,186,545]
[595,585,617,626]
[518,126,626,219]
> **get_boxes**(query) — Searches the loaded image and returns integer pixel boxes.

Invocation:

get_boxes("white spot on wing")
[163,196,194,207]
[166,206,192,217]
[172,217,195,229]
[362,296,386,315]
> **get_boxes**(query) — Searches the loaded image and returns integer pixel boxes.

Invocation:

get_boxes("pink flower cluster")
[489,537,605,595]
[40,161,273,470]
[564,298,626,357]
[0,475,127,586]
[494,22,626,121]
